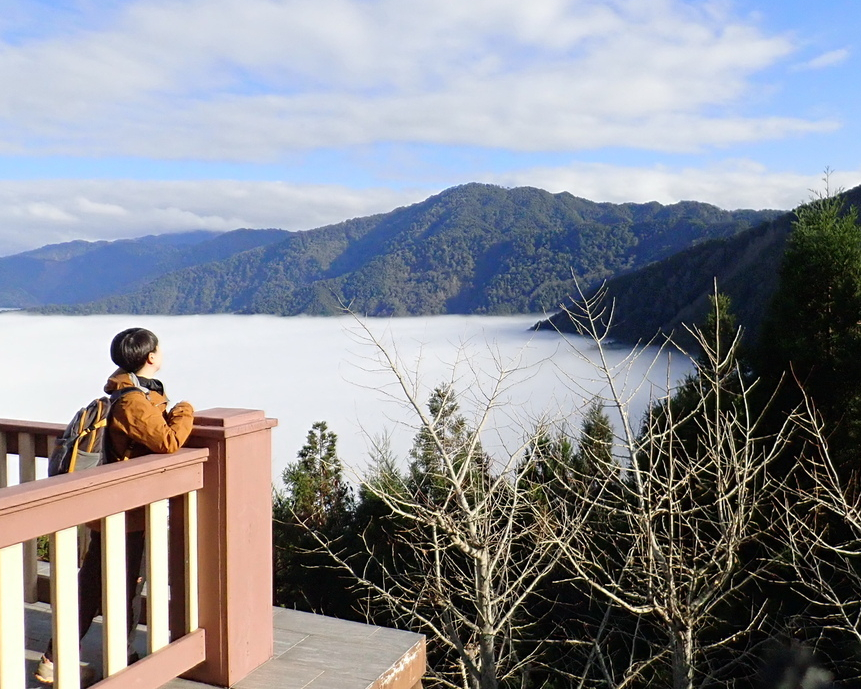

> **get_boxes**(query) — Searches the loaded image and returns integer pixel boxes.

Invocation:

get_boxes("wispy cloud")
[0,1,853,254]
[795,47,850,71]
[0,0,820,160]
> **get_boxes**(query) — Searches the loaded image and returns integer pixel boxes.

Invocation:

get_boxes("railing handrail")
[0,418,66,435]
[0,419,64,460]
[0,448,208,549]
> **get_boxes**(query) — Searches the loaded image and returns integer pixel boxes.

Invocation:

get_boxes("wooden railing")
[0,420,65,603]
[0,409,277,688]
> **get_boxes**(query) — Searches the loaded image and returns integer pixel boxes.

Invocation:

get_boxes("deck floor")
[23,603,424,689]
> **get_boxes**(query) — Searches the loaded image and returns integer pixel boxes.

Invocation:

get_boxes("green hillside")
[37,183,779,317]
[535,183,861,344]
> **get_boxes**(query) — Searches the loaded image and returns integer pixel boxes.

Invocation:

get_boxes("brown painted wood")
[370,638,426,689]
[6,409,291,689]
[0,420,64,456]
[95,628,205,688]
[181,408,277,687]
[0,448,207,548]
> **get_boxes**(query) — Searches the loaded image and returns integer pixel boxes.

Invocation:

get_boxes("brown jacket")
[89,370,194,532]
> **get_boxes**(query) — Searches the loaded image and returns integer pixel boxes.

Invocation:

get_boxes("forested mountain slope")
[535,183,861,344]
[37,183,779,316]
[0,228,289,307]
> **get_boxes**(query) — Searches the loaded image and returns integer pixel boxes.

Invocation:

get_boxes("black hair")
[110,328,159,373]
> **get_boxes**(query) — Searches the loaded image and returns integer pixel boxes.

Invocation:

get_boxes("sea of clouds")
[0,312,693,486]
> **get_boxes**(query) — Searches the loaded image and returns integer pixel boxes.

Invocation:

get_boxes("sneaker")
[35,655,96,686]
[34,656,53,685]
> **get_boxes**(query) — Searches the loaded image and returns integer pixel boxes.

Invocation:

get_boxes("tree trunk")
[479,631,498,689]
[475,551,499,689]
[672,626,693,689]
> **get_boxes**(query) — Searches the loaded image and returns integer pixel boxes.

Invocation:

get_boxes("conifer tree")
[574,400,614,471]
[761,185,861,459]
[273,421,355,615]
[702,290,737,364]
[764,190,861,386]
[407,383,490,505]
[283,421,353,528]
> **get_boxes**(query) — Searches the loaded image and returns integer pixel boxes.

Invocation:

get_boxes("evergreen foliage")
[761,193,861,418]
[407,383,491,505]
[574,400,614,470]
[753,185,861,684]
[272,421,355,616]
[753,187,861,485]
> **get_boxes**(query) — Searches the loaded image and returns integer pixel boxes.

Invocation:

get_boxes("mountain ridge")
[27,183,781,317]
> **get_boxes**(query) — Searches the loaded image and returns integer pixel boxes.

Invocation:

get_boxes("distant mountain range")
[0,228,289,308]
[6,183,780,319]
[535,183,861,344]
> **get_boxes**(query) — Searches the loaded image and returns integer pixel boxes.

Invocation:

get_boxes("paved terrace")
[23,601,425,689]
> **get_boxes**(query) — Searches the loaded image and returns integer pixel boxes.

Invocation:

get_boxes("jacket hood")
[104,369,164,396]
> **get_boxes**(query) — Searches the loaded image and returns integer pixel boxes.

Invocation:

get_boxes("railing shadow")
[23,602,150,688]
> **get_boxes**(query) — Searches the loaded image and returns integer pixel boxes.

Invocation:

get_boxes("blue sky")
[0,0,858,255]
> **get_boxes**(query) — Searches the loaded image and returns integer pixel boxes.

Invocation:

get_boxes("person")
[36,327,195,685]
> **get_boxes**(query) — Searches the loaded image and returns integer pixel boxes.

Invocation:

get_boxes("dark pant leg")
[77,531,105,638]
[44,530,103,661]
[125,531,146,660]
[45,530,147,663]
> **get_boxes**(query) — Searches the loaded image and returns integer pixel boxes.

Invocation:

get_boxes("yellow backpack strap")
[85,401,108,453]
[69,437,82,473]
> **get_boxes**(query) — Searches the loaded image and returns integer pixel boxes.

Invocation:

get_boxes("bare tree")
[304,316,575,689]
[287,287,829,689]
[778,390,861,681]
[540,284,801,689]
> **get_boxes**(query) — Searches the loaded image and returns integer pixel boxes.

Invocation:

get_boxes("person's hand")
[170,400,194,416]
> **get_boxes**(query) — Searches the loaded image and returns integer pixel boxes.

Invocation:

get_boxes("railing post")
[0,543,25,688]
[181,408,277,687]
[17,433,38,603]
[0,432,8,488]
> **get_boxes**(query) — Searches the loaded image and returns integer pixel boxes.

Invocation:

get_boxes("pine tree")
[407,383,490,505]
[761,188,861,460]
[765,192,861,386]
[574,400,614,471]
[273,421,355,615]
[701,290,738,365]
[282,421,353,528]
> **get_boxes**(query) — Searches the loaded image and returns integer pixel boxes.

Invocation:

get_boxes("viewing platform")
[1,411,425,688]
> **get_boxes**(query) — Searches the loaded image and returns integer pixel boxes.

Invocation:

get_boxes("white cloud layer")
[0,313,693,480]
[0,180,422,255]
[490,161,861,210]
[0,0,835,159]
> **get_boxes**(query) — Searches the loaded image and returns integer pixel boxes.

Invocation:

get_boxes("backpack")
[48,378,149,477]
